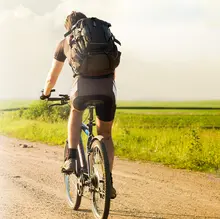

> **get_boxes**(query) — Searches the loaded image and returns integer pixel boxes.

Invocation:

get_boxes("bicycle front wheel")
[89,136,111,219]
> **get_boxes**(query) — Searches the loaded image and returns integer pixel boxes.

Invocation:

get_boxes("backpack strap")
[114,38,121,46]
[64,18,84,37]
[112,34,121,46]
[64,29,72,38]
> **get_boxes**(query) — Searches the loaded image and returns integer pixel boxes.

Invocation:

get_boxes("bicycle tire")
[89,136,111,219]
[64,141,82,210]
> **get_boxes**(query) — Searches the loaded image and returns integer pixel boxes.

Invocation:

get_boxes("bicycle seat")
[85,100,105,108]
[73,95,113,111]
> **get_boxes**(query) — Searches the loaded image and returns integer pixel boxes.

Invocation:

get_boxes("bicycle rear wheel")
[64,141,82,210]
[89,136,111,219]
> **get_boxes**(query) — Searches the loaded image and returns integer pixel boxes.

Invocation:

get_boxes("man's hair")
[64,11,87,30]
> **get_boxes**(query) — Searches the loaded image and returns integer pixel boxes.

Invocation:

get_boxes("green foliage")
[21,101,49,120]
[1,101,220,174]
[0,117,67,145]
[112,112,220,173]
[17,101,70,122]
[187,129,204,170]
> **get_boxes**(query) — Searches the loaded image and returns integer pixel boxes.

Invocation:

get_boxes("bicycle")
[43,89,112,219]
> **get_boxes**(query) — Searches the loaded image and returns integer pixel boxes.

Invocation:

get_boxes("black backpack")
[64,17,121,78]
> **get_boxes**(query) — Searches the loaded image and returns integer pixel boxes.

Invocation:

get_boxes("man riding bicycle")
[40,11,121,199]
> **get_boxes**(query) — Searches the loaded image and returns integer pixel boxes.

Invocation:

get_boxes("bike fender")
[90,135,104,146]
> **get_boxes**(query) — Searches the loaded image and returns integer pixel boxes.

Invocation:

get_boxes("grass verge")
[1,109,220,174]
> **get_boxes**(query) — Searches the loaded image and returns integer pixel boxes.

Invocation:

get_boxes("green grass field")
[1,99,220,110]
[117,100,220,107]
[0,100,220,174]
[0,100,32,110]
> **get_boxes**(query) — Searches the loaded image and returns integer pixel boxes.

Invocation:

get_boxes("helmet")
[64,11,87,30]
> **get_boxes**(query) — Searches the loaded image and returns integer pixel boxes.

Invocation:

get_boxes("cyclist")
[40,11,120,199]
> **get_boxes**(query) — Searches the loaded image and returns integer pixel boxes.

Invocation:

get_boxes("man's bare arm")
[43,59,64,96]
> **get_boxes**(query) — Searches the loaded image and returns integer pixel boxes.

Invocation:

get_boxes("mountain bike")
[43,89,111,219]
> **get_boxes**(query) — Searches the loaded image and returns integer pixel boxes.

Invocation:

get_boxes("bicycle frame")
[79,106,95,178]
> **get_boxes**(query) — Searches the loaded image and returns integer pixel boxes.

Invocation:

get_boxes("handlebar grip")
[59,94,70,99]
[47,97,63,101]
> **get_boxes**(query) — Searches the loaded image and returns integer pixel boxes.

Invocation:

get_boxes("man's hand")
[40,94,50,100]
[40,92,51,100]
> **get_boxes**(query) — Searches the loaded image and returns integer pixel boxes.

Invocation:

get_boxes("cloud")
[0,1,220,100]
[0,0,62,15]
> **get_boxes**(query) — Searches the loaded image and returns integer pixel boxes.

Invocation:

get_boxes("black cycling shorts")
[73,95,116,122]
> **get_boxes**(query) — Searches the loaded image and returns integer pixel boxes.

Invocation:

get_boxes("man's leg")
[96,118,114,171]
[96,118,117,199]
[68,108,83,150]
[62,107,83,173]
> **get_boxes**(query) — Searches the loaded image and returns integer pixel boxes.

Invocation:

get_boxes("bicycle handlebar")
[41,89,70,107]
[47,97,70,101]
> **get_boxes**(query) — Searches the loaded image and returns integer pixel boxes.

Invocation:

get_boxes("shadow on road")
[109,209,220,219]
[70,208,220,219]
[77,208,91,213]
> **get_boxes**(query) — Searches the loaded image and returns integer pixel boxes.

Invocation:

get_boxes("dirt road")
[0,135,220,219]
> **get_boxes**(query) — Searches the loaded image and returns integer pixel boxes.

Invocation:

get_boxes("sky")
[0,0,220,100]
